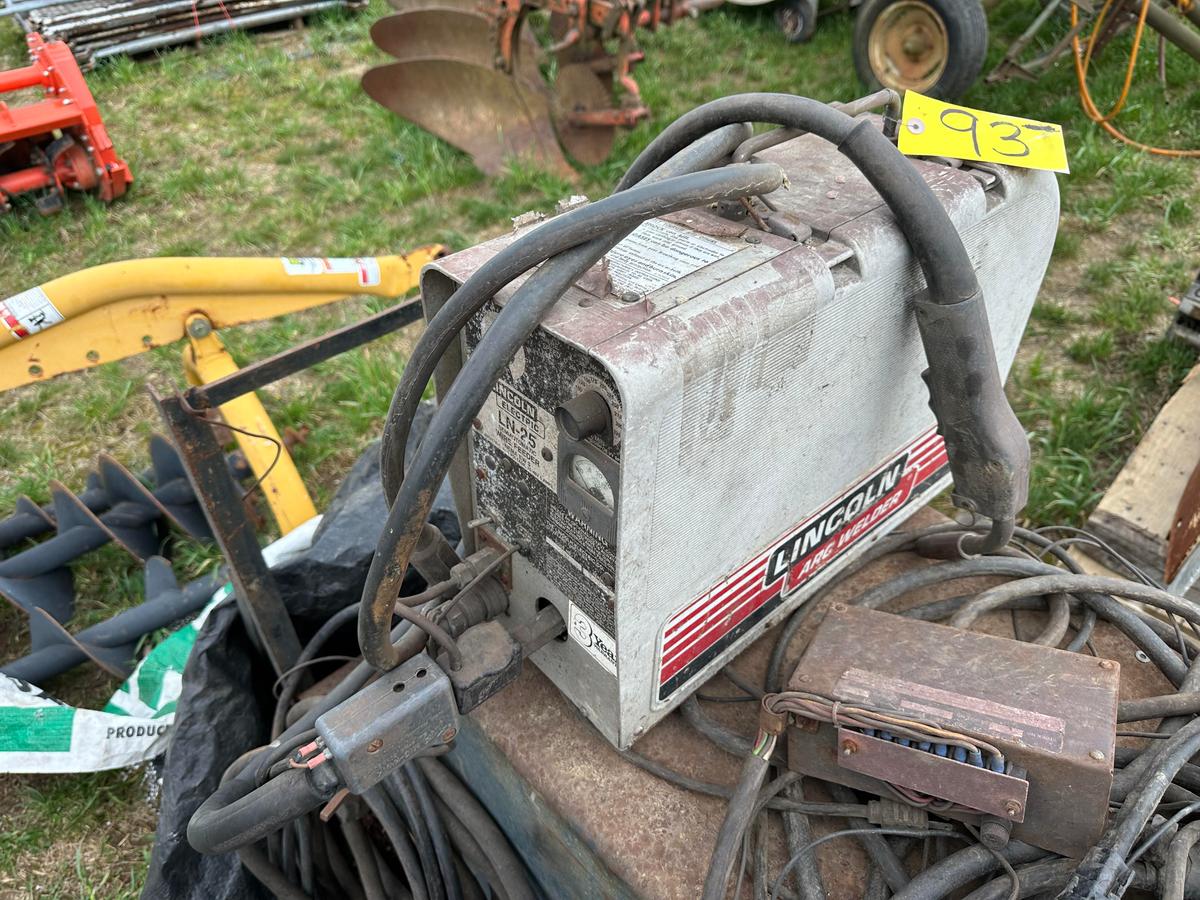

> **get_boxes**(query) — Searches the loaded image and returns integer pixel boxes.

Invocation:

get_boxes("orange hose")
[1071,0,1200,157]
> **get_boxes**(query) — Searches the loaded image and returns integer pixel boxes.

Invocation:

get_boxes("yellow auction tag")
[897,91,1069,174]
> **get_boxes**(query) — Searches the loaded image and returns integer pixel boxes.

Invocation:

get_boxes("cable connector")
[759,701,788,737]
[867,798,929,829]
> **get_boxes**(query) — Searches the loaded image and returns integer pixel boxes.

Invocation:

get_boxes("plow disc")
[364,0,675,174]
[363,10,575,176]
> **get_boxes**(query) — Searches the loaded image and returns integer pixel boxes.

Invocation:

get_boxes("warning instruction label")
[605,219,736,296]
[281,257,382,287]
[0,287,63,340]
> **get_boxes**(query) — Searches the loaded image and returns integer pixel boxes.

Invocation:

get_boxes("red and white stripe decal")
[0,304,28,340]
[658,429,948,690]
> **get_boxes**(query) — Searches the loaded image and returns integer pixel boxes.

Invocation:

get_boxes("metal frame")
[148,294,427,676]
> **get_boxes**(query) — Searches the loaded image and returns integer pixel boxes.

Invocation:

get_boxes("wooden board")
[1084,362,1200,592]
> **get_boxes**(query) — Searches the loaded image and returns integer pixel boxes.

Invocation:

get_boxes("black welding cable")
[1061,716,1200,899]
[254,728,320,787]
[237,844,313,900]
[827,782,912,894]
[1066,606,1100,652]
[620,748,868,817]
[1161,819,1200,900]
[781,779,827,900]
[960,858,1073,900]
[387,770,445,900]
[768,828,964,899]
[407,761,464,900]
[890,842,1045,900]
[189,765,334,855]
[294,815,314,895]
[991,526,1099,650]
[682,710,908,898]
[394,601,463,670]
[723,665,766,698]
[433,795,506,900]
[323,821,368,900]
[417,757,536,900]
[372,842,410,900]
[864,866,889,900]
[753,815,770,900]
[702,733,777,900]
[306,817,336,900]
[272,603,360,739]
[903,593,1072,621]
[681,694,753,756]
[1110,610,1200,801]
[377,120,755,507]
[950,574,1200,631]
[361,163,786,671]
[1119,692,1200,722]
[281,821,296,886]
[338,810,388,900]
[1113,746,1200,793]
[452,854,487,900]
[850,556,1188,684]
[964,857,1159,900]
[364,785,430,900]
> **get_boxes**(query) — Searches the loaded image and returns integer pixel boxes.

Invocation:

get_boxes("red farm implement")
[0,32,130,214]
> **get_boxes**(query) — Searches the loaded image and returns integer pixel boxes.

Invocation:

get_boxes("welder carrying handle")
[619,93,1029,554]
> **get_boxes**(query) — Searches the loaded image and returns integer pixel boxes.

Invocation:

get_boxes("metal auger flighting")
[0,434,218,654]
[1,557,224,685]
[0,434,214,550]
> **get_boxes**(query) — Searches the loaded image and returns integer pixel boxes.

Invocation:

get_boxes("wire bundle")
[681,519,1200,900]
[764,690,1007,771]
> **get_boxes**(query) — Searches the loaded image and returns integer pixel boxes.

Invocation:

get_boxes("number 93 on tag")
[898,91,1069,174]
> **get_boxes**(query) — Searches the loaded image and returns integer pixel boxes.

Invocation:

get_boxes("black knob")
[555,391,612,441]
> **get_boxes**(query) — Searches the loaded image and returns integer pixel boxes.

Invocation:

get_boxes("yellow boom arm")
[0,253,442,386]
[0,250,442,534]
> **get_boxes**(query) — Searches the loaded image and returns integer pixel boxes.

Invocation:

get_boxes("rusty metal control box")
[786,605,1119,857]
[421,122,1060,749]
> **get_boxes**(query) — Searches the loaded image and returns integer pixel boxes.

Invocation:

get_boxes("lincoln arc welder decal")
[657,429,948,702]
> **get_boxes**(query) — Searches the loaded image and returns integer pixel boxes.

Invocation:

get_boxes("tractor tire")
[852,0,988,100]
[775,0,819,43]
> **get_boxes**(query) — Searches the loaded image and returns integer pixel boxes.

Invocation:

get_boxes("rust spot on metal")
[1166,456,1200,583]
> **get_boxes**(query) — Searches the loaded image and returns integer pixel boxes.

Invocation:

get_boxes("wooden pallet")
[1082,362,1200,594]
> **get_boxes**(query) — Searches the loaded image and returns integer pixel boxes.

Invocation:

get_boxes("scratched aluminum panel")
[423,122,1060,748]
[787,606,1117,858]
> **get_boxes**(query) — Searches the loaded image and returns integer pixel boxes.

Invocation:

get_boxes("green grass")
[1,1,1199,892]
[0,768,154,899]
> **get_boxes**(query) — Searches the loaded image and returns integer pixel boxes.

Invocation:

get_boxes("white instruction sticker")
[604,219,736,296]
[281,257,382,287]
[478,380,558,489]
[568,602,617,676]
[0,286,63,340]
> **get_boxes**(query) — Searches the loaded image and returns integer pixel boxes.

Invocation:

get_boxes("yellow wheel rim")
[867,1,950,93]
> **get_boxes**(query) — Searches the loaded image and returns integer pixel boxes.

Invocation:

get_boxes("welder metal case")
[421,121,1060,749]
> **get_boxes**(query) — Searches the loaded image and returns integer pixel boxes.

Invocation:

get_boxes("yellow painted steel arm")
[0,250,442,390]
[182,317,317,535]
